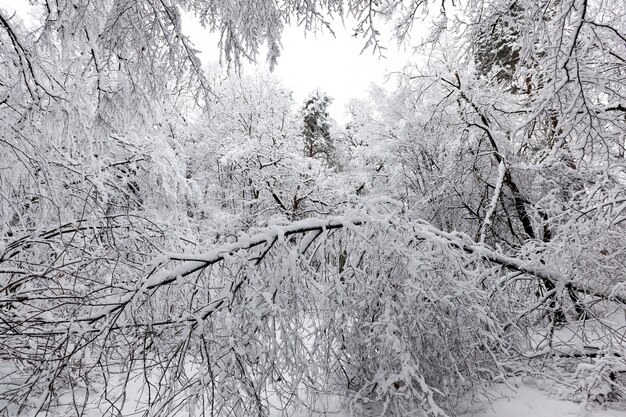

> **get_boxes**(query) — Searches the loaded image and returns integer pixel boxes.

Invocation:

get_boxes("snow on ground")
[266,379,626,417]
[461,381,626,417]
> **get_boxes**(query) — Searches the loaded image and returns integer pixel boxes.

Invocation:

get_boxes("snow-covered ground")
[265,379,626,417]
[460,381,626,417]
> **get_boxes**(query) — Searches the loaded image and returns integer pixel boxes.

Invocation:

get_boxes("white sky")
[0,0,416,123]
[181,15,415,123]
[277,25,414,123]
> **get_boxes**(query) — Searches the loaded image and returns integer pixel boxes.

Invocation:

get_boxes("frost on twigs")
[2,203,626,415]
[2,0,626,414]
[0,210,507,416]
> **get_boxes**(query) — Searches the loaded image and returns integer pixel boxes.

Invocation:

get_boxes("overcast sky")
[1,0,415,123]
[275,25,414,123]
[181,14,414,123]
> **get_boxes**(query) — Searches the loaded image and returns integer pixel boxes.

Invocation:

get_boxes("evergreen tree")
[301,90,334,165]
[473,2,523,86]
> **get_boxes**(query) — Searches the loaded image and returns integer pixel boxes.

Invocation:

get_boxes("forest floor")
[280,378,626,417]
[459,379,626,417]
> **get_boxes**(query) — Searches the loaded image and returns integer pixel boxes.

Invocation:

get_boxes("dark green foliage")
[474,2,522,86]
[302,90,335,165]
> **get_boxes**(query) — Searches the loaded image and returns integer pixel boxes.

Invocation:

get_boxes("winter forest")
[1,0,625,416]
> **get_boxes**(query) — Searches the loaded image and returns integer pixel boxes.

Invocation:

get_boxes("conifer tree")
[301,90,335,165]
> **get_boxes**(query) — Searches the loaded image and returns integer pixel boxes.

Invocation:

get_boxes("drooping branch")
[142,215,626,317]
[151,216,364,288]
[12,212,624,338]
[0,9,60,101]
[1,216,365,334]
[412,222,626,305]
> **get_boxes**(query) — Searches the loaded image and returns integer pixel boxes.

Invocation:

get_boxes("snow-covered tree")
[1,0,626,415]
[301,90,335,165]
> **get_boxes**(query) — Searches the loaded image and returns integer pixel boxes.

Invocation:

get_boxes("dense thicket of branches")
[1,0,625,416]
